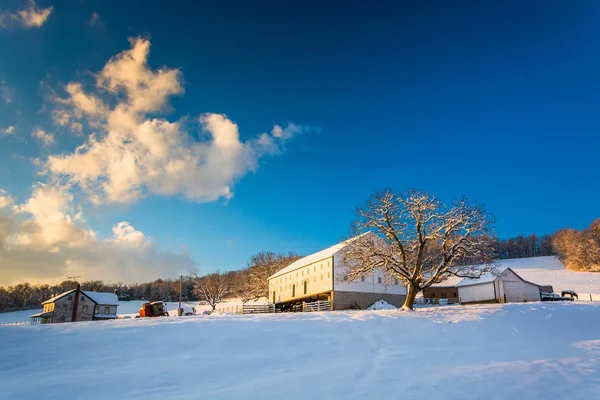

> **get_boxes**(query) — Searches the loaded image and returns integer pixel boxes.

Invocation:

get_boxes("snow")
[455,270,503,287]
[83,291,119,306]
[267,233,372,280]
[1,302,600,399]
[268,241,347,279]
[367,300,396,310]
[499,256,600,295]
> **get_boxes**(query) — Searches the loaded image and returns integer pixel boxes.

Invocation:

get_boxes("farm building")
[30,285,119,324]
[456,267,541,304]
[267,234,406,310]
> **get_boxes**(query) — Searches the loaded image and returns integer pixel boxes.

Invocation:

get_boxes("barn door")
[498,280,505,303]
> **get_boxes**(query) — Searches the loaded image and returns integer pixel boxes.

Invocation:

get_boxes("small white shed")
[457,267,541,304]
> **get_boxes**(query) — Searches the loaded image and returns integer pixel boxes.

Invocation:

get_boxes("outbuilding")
[456,267,541,304]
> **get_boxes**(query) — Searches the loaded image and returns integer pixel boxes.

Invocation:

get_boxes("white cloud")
[1,125,15,135]
[0,186,196,286]
[0,1,53,29]
[88,11,101,27]
[0,79,12,104]
[32,127,54,146]
[48,37,306,205]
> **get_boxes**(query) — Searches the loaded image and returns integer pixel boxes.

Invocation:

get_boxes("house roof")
[42,289,119,306]
[42,289,77,304]
[268,233,372,280]
[83,291,119,306]
[30,311,53,318]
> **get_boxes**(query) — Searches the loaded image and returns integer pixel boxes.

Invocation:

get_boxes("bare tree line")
[552,219,600,272]
[0,252,301,313]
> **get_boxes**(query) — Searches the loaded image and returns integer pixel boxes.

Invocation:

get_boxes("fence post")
[591,294,593,302]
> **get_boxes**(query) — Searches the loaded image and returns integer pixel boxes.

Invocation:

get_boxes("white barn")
[456,267,541,304]
[268,235,407,310]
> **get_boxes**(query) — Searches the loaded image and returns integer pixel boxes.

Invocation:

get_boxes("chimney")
[72,284,81,322]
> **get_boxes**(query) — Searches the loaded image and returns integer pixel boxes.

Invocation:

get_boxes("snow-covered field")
[1,302,599,399]
[500,256,600,298]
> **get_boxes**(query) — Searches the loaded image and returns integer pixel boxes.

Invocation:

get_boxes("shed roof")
[456,267,541,288]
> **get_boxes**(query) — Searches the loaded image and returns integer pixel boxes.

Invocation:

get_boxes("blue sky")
[1,0,599,284]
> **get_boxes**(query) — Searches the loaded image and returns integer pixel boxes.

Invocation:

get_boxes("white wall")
[458,282,496,303]
[333,252,406,295]
[268,256,334,304]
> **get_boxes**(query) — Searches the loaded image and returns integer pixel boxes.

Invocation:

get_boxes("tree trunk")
[211,304,216,311]
[402,283,417,311]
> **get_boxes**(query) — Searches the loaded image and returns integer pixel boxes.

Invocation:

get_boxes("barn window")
[68,295,73,301]
[296,272,298,278]
[105,307,110,314]
[304,281,307,294]
[81,296,85,301]
[314,266,316,272]
[394,278,398,285]
[453,292,457,297]
[94,306,99,314]
[328,272,330,278]
[361,276,365,283]
[292,284,296,297]
[62,303,67,311]
[273,291,276,303]
[432,293,436,298]
[328,261,330,268]
[82,305,88,313]
[321,264,323,270]
[378,277,382,284]
[302,270,304,276]
[313,277,316,282]
[321,274,323,280]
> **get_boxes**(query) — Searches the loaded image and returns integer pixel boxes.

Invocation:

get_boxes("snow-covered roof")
[42,289,77,304]
[455,269,507,287]
[84,291,119,306]
[268,233,372,280]
[42,289,119,306]
[430,276,463,287]
[29,311,53,318]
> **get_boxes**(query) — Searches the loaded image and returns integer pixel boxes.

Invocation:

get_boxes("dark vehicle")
[541,292,574,302]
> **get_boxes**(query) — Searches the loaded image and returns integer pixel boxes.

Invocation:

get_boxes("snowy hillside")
[496,256,600,295]
[1,303,600,399]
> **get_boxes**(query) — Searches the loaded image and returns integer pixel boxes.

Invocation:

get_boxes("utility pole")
[178,274,183,316]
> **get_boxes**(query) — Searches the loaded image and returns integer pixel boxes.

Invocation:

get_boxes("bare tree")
[191,271,230,311]
[243,251,302,302]
[341,189,497,310]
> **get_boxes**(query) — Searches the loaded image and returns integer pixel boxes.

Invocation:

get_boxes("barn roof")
[268,233,373,280]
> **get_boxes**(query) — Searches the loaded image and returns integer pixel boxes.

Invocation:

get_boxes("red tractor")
[139,301,169,317]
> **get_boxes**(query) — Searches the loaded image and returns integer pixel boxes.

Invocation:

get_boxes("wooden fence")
[241,304,278,314]
[423,297,460,306]
[302,300,331,312]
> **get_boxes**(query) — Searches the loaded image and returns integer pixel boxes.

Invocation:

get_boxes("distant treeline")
[0,252,300,313]
[494,218,600,272]
[2,221,599,313]
[495,234,555,260]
